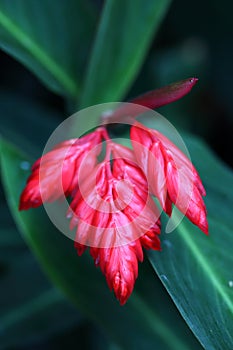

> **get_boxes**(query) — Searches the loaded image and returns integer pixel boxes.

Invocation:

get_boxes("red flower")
[130,122,208,234]
[19,128,161,305]
[19,78,208,305]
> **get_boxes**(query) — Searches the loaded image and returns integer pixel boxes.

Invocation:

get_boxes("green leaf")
[0,0,96,99]
[80,0,171,107]
[148,134,233,350]
[0,138,203,350]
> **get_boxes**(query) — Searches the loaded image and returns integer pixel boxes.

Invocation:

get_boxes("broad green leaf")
[0,138,203,350]
[147,135,233,350]
[0,0,96,99]
[80,0,171,107]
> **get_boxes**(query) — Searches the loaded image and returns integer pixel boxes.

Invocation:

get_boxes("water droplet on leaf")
[20,161,30,170]
[160,274,169,284]
[163,239,172,248]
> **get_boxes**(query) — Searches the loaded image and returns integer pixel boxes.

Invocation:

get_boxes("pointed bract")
[89,241,143,305]
[19,129,104,210]
[101,78,198,124]
[130,122,208,234]
[130,78,198,109]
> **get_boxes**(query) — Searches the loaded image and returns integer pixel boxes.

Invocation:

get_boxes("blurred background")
[0,0,232,349]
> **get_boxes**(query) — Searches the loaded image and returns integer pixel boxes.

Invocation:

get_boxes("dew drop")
[20,161,30,170]
[163,239,172,248]
[160,274,169,284]
[228,280,233,288]
[66,212,72,219]
[95,255,100,265]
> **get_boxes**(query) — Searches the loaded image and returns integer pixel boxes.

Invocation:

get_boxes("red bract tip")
[101,78,198,124]
[130,77,198,110]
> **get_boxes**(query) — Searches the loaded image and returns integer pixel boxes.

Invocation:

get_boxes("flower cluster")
[19,79,208,305]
